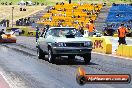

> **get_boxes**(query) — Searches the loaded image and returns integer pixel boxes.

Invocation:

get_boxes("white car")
[37,27,93,63]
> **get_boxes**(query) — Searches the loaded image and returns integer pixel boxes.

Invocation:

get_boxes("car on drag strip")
[36,27,93,63]
[0,31,16,43]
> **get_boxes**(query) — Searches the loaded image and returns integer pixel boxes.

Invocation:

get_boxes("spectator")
[9,2,12,5]
[49,16,52,22]
[78,23,84,35]
[64,8,66,11]
[36,2,39,5]
[7,20,9,27]
[5,2,7,5]
[41,3,44,6]
[56,2,58,5]
[52,7,55,10]
[45,24,50,29]
[63,13,66,17]
[16,17,34,26]
[60,2,64,5]
[78,15,80,18]
[3,19,6,27]
[72,15,76,18]
[57,20,62,27]
[47,10,50,13]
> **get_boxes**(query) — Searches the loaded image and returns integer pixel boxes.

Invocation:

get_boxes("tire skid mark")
[1,44,132,76]
[2,44,35,57]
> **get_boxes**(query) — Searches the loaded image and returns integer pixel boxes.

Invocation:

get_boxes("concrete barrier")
[6,27,29,36]
[88,36,112,54]
[116,45,132,58]
[113,34,118,37]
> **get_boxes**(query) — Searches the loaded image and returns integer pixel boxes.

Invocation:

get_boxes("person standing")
[86,20,95,37]
[117,23,128,45]
[36,26,39,42]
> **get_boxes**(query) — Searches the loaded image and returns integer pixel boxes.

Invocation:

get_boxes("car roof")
[49,27,75,29]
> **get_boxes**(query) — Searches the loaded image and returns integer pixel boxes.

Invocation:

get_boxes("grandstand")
[37,3,103,29]
[104,4,132,31]
[106,4,132,23]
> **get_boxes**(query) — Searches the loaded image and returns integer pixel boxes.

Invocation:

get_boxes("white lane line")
[92,52,132,60]
[0,71,15,88]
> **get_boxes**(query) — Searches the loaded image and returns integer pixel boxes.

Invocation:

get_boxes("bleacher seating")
[104,4,132,33]
[37,3,103,29]
[106,4,132,23]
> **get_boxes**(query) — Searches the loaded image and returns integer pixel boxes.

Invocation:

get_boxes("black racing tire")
[37,48,45,59]
[48,48,56,63]
[83,53,91,64]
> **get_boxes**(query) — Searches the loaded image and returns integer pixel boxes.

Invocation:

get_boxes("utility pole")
[69,0,71,4]
[12,7,14,27]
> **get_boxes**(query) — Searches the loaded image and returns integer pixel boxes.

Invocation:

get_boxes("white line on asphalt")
[92,52,132,60]
[0,71,15,88]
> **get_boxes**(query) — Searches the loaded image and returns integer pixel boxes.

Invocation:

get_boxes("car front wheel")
[48,48,56,63]
[83,53,91,64]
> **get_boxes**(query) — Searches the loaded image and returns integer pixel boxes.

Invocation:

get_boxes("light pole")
[69,0,71,4]
[12,7,14,27]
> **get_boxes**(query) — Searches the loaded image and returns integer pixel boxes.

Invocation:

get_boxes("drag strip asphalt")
[0,36,132,88]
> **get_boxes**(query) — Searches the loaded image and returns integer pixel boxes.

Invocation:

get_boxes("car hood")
[53,37,91,42]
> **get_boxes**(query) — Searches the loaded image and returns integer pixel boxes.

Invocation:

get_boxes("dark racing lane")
[0,44,132,88]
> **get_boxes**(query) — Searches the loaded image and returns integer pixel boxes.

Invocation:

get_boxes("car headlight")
[84,41,91,46]
[55,42,66,47]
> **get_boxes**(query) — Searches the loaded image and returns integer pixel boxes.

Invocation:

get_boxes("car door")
[40,29,53,53]
[39,29,47,52]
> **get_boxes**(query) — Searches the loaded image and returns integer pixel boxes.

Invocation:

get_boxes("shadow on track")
[42,56,98,65]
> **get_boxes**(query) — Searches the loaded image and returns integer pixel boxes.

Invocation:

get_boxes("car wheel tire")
[48,48,55,63]
[83,53,91,64]
[37,48,45,59]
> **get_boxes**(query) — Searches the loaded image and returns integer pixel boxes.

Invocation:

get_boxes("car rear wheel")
[48,48,55,63]
[37,48,45,59]
[83,53,91,64]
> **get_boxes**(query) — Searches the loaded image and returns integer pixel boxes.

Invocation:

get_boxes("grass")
[0,5,46,25]
[0,0,65,5]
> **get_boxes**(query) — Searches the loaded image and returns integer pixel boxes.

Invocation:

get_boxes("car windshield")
[47,28,83,37]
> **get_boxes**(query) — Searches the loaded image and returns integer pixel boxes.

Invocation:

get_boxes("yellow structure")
[116,45,132,58]
[37,3,103,28]
[88,36,112,54]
